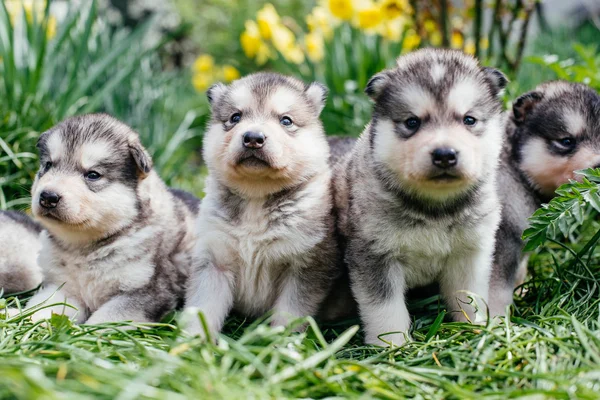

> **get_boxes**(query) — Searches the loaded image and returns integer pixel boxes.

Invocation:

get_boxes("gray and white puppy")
[0,211,43,294]
[184,73,339,337]
[489,81,600,316]
[22,114,199,324]
[335,49,508,345]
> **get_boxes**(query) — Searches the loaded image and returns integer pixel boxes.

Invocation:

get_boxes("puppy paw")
[366,332,409,347]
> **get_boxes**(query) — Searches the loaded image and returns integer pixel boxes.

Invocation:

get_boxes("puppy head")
[31,114,152,245]
[203,72,329,198]
[366,49,507,202]
[510,81,600,197]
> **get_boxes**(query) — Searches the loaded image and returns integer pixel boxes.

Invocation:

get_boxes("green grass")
[2,205,600,399]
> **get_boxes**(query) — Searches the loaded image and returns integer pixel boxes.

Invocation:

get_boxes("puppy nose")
[39,191,61,209]
[431,148,458,169]
[243,131,266,149]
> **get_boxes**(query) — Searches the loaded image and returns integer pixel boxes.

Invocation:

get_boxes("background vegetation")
[2,0,600,398]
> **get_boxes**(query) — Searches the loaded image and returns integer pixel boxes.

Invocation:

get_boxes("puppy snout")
[39,191,61,209]
[431,148,458,169]
[242,131,266,149]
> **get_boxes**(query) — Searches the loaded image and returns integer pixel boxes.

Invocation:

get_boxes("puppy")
[0,211,43,294]
[489,81,600,316]
[22,114,199,324]
[184,73,339,337]
[335,49,508,345]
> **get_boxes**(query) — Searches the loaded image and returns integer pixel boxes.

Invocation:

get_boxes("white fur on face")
[563,109,586,136]
[79,140,113,170]
[446,78,480,116]
[400,85,436,117]
[203,87,329,198]
[32,135,140,245]
[373,114,504,201]
[430,63,447,84]
[520,138,600,196]
[46,133,65,162]
[229,85,254,110]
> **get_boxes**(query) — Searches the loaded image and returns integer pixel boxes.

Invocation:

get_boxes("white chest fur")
[40,230,155,312]
[197,184,329,316]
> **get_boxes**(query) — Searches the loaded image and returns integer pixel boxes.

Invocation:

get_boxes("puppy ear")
[128,137,153,178]
[207,83,227,107]
[483,67,509,97]
[512,91,543,124]
[365,72,389,100]
[305,82,328,115]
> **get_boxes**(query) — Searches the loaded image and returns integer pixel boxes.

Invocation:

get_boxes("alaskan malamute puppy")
[0,211,43,294]
[335,49,508,345]
[22,114,199,324]
[490,81,600,315]
[184,73,339,337]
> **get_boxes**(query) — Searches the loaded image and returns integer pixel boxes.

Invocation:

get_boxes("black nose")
[243,131,266,149]
[39,191,61,209]
[431,148,458,169]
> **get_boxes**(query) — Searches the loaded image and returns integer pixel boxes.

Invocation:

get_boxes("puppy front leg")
[183,261,234,339]
[441,246,493,324]
[271,270,326,330]
[23,284,86,323]
[351,259,411,347]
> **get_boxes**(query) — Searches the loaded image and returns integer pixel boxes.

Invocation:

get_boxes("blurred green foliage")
[0,1,208,210]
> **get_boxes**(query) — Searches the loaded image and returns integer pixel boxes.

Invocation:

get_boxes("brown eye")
[230,112,242,123]
[43,161,52,172]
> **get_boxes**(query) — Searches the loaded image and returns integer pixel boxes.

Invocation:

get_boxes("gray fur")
[0,211,43,294]
[490,81,600,315]
[23,114,199,324]
[335,49,507,345]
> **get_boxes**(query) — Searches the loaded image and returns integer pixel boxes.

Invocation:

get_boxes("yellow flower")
[357,5,383,30]
[240,20,263,59]
[256,3,280,40]
[192,73,213,92]
[306,6,334,39]
[464,38,476,55]
[429,31,442,46]
[305,31,325,62]
[46,15,56,39]
[255,44,272,65]
[271,24,304,64]
[480,36,489,50]
[378,19,403,41]
[328,0,353,21]
[222,65,240,82]
[450,31,464,49]
[379,0,410,20]
[402,29,420,51]
[192,54,215,73]
[424,19,437,33]
[285,46,305,64]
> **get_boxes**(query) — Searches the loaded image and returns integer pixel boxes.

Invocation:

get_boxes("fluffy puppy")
[335,49,508,345]
[22,114,199,324]
[184,73,339,337]
[0,211,43,294]
[490,81,600,315]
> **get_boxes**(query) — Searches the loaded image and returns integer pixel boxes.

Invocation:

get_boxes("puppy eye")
[43,161,52,172]
[230,112,242,124]
[463,116,477,126]
[280,116,293,127]
[554,137,576,149]
[84,171,102,181]
[404,117,421,130]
